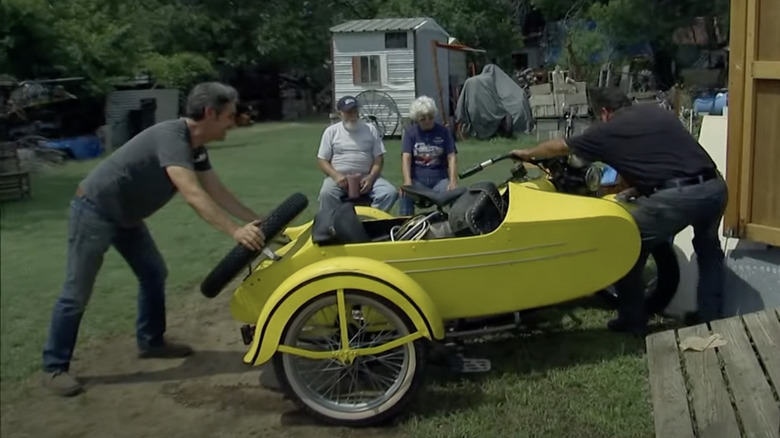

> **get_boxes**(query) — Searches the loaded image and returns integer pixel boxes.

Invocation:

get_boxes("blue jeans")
[616,175,728,325]
[318,175,398,213]
[399,176,451,216]
[42,196,168,372]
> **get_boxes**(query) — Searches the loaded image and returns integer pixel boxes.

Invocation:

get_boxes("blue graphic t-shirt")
[402,123,457,180]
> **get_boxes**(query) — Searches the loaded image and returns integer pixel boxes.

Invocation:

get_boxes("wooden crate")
[0,142,31,201]
[0,171,31,201]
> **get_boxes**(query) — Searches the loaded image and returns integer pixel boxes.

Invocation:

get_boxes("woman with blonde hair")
[399,96,458,216]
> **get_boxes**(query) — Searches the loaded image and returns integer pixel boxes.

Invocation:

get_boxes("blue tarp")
[45,135,103,160]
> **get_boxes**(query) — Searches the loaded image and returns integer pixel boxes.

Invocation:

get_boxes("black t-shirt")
[565,104,717,193]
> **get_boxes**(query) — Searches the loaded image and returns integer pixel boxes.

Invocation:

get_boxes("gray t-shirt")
[316,121,386,175]
[79,118,212,227]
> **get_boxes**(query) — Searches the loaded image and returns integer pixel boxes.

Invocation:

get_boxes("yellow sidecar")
[198,153,674,427]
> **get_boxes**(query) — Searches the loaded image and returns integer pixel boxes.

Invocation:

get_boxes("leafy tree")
[376,0,522,66]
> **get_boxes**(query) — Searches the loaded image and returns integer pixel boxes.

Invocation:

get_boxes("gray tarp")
[455,64,535,140]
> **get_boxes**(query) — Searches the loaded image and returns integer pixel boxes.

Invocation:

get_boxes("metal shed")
[104,89,180,149]
[329,17,483,137]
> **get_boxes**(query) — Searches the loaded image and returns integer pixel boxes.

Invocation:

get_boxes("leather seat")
[401,185,466,210]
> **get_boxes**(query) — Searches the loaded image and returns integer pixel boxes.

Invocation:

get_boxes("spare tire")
[200,192,309,298]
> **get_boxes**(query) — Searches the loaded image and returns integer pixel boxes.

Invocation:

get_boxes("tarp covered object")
[455,64,535,140]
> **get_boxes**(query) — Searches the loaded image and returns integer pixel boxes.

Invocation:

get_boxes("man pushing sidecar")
[510,87,728,335]
[41,82,267,397]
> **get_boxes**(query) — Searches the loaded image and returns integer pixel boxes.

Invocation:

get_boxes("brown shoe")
[42,371,83,397]
[138,341,193,359]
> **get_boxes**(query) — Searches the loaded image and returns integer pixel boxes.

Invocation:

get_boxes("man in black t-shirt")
[42,82,268,397]
[510,87,728,335]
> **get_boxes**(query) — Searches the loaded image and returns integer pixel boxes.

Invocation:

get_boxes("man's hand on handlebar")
[510,149,533,162]
[233,220,266,251]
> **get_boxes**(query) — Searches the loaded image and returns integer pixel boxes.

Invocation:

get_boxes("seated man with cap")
[316,95,398,212]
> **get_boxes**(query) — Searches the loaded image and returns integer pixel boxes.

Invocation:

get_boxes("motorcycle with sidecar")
[198,151,680,427]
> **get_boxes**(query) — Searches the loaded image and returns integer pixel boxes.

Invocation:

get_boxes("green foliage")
[377,0,522,65]
[2,0,731,93]
[531,0,729,84]
[138,52,217,90]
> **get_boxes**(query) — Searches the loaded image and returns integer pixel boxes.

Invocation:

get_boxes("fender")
[355,205,394,219]
[282,222,310,240]
[600,193,639,213]
[242,256,444,366]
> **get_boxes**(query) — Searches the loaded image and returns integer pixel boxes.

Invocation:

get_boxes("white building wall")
[332,31,416,136]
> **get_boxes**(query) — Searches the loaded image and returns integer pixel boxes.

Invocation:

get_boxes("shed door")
[724,0,780,246]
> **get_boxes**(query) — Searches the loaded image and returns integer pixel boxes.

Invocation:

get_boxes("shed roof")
[330,17,447,34]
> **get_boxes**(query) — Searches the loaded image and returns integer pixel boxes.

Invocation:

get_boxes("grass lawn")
[0,120,654,437]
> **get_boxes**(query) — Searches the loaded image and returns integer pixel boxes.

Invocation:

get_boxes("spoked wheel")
[355,90,401,138]
[597,242,680,315]
[273,290,427,427]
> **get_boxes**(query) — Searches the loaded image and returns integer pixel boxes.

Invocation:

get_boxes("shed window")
[352,55,381,85]
[385,32,408,49]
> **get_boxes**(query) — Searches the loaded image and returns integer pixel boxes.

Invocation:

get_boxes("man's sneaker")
[42,371,83,397]
[138,341,193,359]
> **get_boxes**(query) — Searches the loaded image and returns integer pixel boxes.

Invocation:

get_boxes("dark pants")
[399,175,450,216]
[616,175,728,327]
[42,196,168,373]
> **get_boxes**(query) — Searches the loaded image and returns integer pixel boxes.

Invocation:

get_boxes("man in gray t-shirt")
[316,95,398,212]
[41,82,266,397]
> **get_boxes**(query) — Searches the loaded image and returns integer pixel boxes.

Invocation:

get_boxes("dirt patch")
[0,289,408,438]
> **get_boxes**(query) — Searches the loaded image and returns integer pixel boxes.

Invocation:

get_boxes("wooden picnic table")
[646,307,780,438]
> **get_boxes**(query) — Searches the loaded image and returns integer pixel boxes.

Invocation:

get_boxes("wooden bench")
[646,307,780,438]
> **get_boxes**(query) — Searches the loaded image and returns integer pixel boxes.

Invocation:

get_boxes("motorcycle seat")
[402,185,466,210]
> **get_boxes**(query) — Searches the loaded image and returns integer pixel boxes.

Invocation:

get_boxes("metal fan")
[355,90,401,138]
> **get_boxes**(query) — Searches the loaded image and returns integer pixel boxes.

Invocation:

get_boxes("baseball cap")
[337,96,359,111]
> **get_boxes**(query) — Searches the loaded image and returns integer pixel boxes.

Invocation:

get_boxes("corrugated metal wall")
[105,89,180,149]
[413,26,451,124]
[332,32,417,136]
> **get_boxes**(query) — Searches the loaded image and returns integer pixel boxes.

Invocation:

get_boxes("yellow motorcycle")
[198,152,679,427]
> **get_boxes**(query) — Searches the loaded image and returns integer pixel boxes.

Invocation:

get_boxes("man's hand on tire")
[233,220,265,250]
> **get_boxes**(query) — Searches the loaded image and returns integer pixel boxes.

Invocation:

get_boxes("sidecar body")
[213,175,643,426]
[230,177,638,349]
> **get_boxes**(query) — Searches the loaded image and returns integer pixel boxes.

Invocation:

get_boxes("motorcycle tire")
[596,241,681,315]
[200,192,309,298]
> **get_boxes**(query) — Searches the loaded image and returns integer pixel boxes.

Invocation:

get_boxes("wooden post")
[431,40,447,126]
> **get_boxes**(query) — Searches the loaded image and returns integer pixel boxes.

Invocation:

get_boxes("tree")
[376,0,522,67]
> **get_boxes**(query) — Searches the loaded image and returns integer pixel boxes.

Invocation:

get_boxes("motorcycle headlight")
[568,154,589,169]
[584,165,603,192]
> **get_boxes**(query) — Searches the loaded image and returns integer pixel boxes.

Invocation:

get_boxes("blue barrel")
[694,91,728,115]
[693,93,715,114]
[713,92,728,115]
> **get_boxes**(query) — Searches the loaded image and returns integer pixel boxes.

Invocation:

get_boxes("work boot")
[42,370,83,397]
[138,341,193,359]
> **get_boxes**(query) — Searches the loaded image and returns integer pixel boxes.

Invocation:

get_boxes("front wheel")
[597,242,681,315]
[273,290,427,427]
